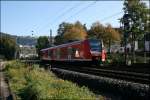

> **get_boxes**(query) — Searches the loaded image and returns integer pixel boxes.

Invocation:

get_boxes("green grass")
[5,61,100,100]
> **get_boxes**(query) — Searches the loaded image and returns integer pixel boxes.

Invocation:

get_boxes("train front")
[88,39,106,63]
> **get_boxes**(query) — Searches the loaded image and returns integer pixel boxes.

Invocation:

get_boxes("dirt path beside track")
[0,61,13,100]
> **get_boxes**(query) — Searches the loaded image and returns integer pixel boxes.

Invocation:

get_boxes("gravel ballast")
[52,68,149,100]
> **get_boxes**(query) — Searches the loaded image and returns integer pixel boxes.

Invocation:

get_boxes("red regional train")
[40,39,106,65]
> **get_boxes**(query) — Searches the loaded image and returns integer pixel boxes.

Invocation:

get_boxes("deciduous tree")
[88,21,105,39]
[88,22,121,47]
[120,0,149,63]
[55,21,87,44]
[63,21,87,41]
[121,0,149,41]
[0,33,18,59]
[36,36,49,56]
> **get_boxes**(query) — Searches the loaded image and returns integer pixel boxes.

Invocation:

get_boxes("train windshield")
[89,39,102,52]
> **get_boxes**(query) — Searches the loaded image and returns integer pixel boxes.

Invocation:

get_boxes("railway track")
[21,60,149,84]
[52,65,150,84]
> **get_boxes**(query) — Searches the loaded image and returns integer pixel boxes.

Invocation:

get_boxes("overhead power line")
[23,4,67,35]
[29,1,123,36]
[38,1,97,33]
[63,1,97,22]
[100,11,123,22]
[37,1,85,32]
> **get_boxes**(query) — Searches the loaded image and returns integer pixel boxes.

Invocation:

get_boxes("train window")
[45,51,48,57]
[48,50,52,59]
[89,39,102,52]
[68,47,72,59]
[48,50,50,58]
[75,49,80,58]
[53,50,56,58]
[72,48,80,58]
[56,48,60,59]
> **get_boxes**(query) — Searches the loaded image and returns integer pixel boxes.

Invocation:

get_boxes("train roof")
[40,39,86,51]
[40,38,102,52]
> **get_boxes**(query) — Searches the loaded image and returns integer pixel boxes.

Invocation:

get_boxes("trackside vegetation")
[5,61,100,100]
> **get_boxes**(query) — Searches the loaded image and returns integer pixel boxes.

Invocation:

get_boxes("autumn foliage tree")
[104,24,121,52]
[57,22,73,36]
[105,24,120,42]
[88,21,121,47]
[55,21,121,48]
[63,21,87,41]
[55,21,87,45]
[88,22,105,39]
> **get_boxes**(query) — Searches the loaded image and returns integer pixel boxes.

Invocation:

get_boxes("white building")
[19,45,37,58]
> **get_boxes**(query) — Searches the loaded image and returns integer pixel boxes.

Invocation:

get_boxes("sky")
[1,1,149,37]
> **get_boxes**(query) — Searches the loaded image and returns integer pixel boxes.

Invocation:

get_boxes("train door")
[83,40,92,59]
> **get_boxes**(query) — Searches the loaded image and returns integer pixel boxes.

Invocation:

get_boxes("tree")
[55,22,73,45]
[57,22,73,36]
[55,21,87,45]
[36,36,49,56]
[0,33,18,60]
[88,21,105,39]
[120,0,149,63]
[63,21,87,42]
[54,35,64,45]
[105,24,121,52]
[83,24,88,32]
[121,0,149,41]
[105,24,121,42]
[88,21,121,47]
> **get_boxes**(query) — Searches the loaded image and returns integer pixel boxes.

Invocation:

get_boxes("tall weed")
[5,61,97,100]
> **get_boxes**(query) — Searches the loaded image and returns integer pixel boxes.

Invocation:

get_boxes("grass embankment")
[5,61,98,100]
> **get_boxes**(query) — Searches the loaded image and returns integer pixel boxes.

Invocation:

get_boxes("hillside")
[0,32,37,46]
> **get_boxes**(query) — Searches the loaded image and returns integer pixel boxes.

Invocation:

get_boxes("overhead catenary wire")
[22,3,68,35]
[38,1,98,33]
[37,1,86,32]
[100,11,123,22]
[62,1,97,22]
[43,1,123,34]
[29,1,123,36]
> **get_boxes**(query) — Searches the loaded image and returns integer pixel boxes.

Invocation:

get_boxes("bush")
[106,53,125,66]
[5,61,96,100]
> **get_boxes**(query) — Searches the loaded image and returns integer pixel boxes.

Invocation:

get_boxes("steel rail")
[54,65,150,84]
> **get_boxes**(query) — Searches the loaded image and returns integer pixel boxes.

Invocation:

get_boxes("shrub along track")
[23,60,149,84]
[23,60,150,99]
